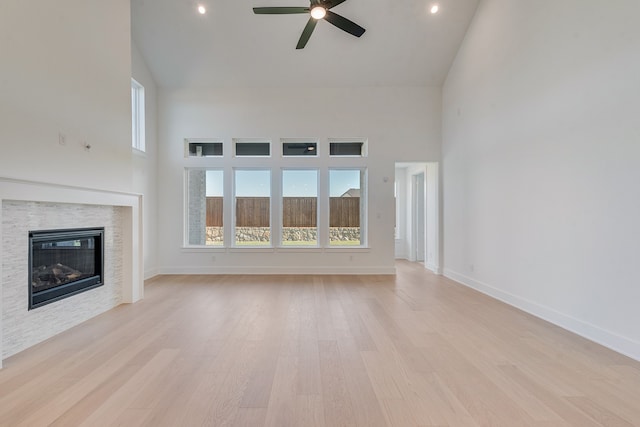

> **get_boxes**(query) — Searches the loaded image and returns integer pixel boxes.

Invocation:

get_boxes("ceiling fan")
[253,0,366,49]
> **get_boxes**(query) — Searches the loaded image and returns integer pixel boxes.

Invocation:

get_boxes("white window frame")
[182,138,370,251]
[184,168,226,248]
[328,167,368,248]
[184,138,224,158]
[328,138,368,158]
[233,138,271,158]
[233,168,273,247]
[131,78,145,152]
[281,138,319,158]
[280,168,320,248]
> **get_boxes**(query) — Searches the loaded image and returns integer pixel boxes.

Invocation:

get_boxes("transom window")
[282,141,317,156]
[185,140,223,157]
[329,140,366,157]
[234,140,270,157]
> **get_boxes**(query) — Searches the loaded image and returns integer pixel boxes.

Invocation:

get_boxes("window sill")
[180,246,371,253]
[324,246,371,253]
[229,247,275,253]
[132,147,147,157]
[181,246,227,253]
[276,247,323,253]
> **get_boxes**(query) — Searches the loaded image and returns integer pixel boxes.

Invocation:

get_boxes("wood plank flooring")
[1,260,639,426]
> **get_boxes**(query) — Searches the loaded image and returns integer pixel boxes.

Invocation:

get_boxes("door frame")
[394,162,440,274]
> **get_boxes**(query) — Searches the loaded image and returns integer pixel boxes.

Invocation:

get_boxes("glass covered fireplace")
[29,227,104,309]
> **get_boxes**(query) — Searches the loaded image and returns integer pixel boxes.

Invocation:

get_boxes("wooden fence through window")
[236,197,270,227]
[282,197,317,227]
[329,197,360,227]
[206,197,224,227]
[206,197,360,227]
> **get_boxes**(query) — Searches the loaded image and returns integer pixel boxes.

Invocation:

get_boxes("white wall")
[442,0,640,359]
[157,86,441,273]
[132,44,159,279]
[0,0,132,193]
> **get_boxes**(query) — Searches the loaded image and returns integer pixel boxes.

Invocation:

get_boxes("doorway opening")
[394,162,440,274]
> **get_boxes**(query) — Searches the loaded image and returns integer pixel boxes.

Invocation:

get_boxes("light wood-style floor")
[1,261,639,426]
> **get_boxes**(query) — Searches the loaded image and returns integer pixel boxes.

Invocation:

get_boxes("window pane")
[329,169,364,246]
[206,170,224,245]
[131,79,145,151]
[235,142,270,156]
[188,169,223,246]
[282,142,317,156]
[131,87,137,147]
[188,142,223,157]
[235,170,271,245]
[329,142,363,156]
[282,170,318,246]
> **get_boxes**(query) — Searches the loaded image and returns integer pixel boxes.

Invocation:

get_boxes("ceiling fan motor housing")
[253,0,365,49]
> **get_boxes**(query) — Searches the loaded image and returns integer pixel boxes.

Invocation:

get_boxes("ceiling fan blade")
[326,0,347,9]
[296,18,318,49]
[323,10,365,37]
[253,7,310,14]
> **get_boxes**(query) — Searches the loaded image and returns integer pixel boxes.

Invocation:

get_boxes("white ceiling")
[131,0,478,89]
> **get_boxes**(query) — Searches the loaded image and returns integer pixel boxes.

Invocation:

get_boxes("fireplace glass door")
[29,228,104,309]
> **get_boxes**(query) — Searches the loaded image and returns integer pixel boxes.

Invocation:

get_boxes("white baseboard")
[158,266,397,275]
[144,268,159,281]
[426,262,441,275]
[443,269,640,362]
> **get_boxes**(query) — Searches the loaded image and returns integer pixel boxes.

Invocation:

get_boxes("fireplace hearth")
[29,227,104,309]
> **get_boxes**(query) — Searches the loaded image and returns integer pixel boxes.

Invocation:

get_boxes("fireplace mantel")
[0,177,143,368]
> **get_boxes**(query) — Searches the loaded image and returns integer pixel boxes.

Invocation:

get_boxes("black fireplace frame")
[29,227,105,310]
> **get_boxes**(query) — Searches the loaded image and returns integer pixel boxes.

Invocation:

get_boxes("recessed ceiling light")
[430,4,439,14]
[197,5,206,14]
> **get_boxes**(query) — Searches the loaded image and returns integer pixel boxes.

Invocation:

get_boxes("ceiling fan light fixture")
[252,0,365,49]
[197,4,207,14]
[310,6,326,19]
[430,4,439,14]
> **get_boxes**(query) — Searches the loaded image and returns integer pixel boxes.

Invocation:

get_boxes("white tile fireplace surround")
[0,178,143,368]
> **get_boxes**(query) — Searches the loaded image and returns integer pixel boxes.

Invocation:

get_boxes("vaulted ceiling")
[131,0,478,89]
